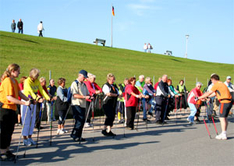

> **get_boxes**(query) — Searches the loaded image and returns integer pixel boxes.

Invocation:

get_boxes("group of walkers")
[11,19,23,34]
[11,19,44,37]
[0,63,233,161]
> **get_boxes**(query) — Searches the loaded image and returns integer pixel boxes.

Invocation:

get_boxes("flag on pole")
[112,6,115,16]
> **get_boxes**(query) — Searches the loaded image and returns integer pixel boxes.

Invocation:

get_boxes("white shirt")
[37,23,44,31]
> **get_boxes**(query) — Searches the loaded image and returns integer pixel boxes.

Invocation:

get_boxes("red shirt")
[154,82,159,90]
[38,85,49,97]
[125,85,140,107]
[187,88,202,104]
[84,80,102,102]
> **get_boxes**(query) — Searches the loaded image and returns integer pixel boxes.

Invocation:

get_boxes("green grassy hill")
[0,31,233,90]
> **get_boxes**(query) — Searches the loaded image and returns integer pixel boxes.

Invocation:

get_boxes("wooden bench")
[93,38,106,46]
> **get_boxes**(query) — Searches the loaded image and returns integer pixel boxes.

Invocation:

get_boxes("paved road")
[1,109,234,166]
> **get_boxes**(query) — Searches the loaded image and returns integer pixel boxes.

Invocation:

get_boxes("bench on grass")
[93,38,106,46]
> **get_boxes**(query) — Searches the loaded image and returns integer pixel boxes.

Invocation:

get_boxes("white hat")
[227,76,231,79]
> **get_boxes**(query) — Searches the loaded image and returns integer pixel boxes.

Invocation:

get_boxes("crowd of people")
[11,19,44,37]
[0,63,233,161]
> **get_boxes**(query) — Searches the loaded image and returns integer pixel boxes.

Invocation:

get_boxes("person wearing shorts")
[199,74,232,140]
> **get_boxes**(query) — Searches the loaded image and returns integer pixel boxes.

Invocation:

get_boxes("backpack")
[67,80,79,104]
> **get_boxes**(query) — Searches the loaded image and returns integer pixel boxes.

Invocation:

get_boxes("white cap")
[227,76,231,79]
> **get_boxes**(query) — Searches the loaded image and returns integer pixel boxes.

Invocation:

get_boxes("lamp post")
[185,35,189,58]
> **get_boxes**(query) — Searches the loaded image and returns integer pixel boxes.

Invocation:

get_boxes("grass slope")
[0,31,233,90]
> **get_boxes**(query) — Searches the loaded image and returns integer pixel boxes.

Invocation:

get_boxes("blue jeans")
[188,103,197,122]
[18,29,23,34]
[142,98,156,119]
[71,105,86,138]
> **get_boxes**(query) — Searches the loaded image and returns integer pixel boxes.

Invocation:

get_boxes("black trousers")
[156,96,167,122]
[39,30,43,37]
[103,103,115,127]
[126,107,136,129]
[0,108,17,149]
[71,105,86,138]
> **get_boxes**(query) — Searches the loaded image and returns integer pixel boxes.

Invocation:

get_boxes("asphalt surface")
[1,108,234,166]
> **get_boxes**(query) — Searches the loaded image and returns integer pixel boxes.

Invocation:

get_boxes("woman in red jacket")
[187,82,203,124]
[125,77,143,130]
[84,73,102,127]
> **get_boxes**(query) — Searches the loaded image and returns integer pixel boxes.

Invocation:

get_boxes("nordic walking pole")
[36,102,44,148]
[174,96,177,124]
[203,116,212,139]
[123,104,126,138]
[14,103,32,163]
[162,98,169,125]
[49,101,53,146]
[91,99,95,141]
[135,101,140,131]
[211,116,218,135]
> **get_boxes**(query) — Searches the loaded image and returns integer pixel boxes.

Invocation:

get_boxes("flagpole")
[111,6,113,47]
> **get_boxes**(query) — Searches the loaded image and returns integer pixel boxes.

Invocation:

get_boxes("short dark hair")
[211,74,220,80]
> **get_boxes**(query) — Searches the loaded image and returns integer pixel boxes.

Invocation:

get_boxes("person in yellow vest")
[21,68,50,146]
[0,64,30,161]
[176,80,188,110]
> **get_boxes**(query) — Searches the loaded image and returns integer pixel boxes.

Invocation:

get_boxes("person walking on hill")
[0,64,30,161]
[70,70,91,142]
[199,74,233,140]
[102,73,119,136]
[11,20,16,33]
[147,43,153,53]
[37,21,44,37]
[17,19,23,34]
[143,43,147,52]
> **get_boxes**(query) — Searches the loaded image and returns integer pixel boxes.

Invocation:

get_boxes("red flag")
[112,6,115,16]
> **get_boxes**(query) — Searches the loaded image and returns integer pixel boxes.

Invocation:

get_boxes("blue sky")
[0,0,233,64]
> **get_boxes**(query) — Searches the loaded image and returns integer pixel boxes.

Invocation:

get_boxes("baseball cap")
[79,70,88,78]
[227,76,231,79]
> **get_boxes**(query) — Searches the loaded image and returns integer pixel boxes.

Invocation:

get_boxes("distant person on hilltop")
[11,20,16,33]
[147,43,153,53]
[143,43,147,52]
[17,19,23,34]
[37,21,44,37]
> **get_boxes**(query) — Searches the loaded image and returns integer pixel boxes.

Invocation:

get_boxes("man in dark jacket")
[155,74,170,124]
[17,19,23,34]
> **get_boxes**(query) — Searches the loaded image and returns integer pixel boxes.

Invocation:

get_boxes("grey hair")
[196,82,203,86]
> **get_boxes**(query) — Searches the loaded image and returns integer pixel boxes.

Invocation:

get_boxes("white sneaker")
[57,129,64,135]
[23,139,32,146]
[215,134,227,140]
[187,118,190,122]
[62,128,68,133]
[84,123,91,128]
[28,138,36,145]
[189,121,194,125]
